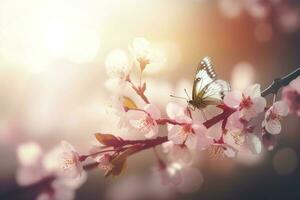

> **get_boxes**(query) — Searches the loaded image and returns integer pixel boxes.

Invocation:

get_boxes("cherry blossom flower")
[129,37,166,72]
[126,104,161,138]
[59,141,83,178]
[105,49,131,80]
[166,102,213,150]
[262,101,289,134]
[225,112,262,155]
[282,77,300,116]
[129,37,151,71]
[224,84,266,121]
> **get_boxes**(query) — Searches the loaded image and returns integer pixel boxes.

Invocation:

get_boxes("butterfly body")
[188,57,230,110]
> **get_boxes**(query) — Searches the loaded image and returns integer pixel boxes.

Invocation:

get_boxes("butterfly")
[187,56,230,110]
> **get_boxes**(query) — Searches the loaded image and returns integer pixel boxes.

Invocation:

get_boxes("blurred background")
[0,0,299,199]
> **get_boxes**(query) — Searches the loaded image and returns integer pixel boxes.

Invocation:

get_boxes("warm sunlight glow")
[231,62,255,91]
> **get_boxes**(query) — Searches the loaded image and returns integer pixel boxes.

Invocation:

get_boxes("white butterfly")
[188,56,230,110]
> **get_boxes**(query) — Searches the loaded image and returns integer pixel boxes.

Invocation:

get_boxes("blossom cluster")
[14,38,300,199]
[16,141,86,200]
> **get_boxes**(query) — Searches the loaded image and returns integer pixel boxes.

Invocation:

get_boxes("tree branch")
[261,67,300,97]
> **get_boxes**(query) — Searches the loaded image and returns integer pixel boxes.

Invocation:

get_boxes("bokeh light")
[273,147,298,175]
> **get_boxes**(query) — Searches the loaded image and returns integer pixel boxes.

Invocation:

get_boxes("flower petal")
[144,123,159,138]
[265,119,282,134]
[144,104,161,119]
[244,84,261,98]
[273,101,289,116]
[253,96,266,114]
[223,144,238,158]
[185,134,197,149]
[168,125,186,144]
[246,134,262,154]
[240,106,257,121]
[166,102,186,119]
[224,91,242,108]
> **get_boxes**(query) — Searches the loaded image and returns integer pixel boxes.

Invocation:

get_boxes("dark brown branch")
[261,67,300,97]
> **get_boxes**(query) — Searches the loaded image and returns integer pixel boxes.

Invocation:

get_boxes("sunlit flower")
[129,37,151,70]
[282,77,300,116]
[224,84,266,121]
[105,49,131,79]
[262,101,289,134]
[59,141,83,178]
[166,103,213,150]
[126,104,161,138]
[129,37,166,72]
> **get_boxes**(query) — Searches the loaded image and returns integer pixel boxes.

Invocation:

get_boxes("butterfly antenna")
[169,94,187,101]
[184,89,191,100]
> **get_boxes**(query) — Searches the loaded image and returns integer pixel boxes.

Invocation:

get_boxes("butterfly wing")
[192,57,230,108]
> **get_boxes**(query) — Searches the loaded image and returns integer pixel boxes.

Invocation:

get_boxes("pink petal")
[168,125,186,144]
[273,101,289,116]
[126,110,146,128]
[144,123,159,138]
[253,96,266,114]
[246,134,262,154]
[265,119,281,134]
[197,134,213,150]
[192,122,207,135]
[207,122,223,140]
[224,91,242,108]
[244,84,261,98]
[226,111,243,130]
[240,106,257,121]
[144,104,161,120]
[223,144,238,158]
[166,102,186,119]
[185,134,197,149]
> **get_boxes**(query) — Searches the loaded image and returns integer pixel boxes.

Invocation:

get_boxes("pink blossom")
[166,103,213,150]
[126,104,161,138]
[224,84,266,121]
[282,77,300,116]
[168,121,213,149]
[59,141,83,178]
[226,112,262,155]
[262,101,289,134]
